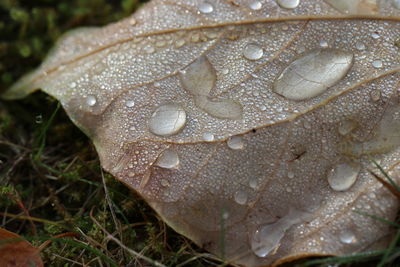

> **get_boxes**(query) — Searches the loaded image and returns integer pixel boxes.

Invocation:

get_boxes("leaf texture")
[4,0,400,266]
[0,228,44,267]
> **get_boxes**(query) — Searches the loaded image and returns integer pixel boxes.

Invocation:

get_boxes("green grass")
[0,1,400,266]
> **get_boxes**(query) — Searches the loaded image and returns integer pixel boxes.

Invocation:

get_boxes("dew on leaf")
[243,43,264,60]
[372,59,383,69]
[227,136,245,150]
[86,95,97,106]
[273,49,354,101]
[327,162,361,191]
[155,148,180,169]
[199,2,214,14]
[339,229,357,244]
[249,1,263,10]
[148,104,187,137]
[234,189,248,205]
[277,0,300,9]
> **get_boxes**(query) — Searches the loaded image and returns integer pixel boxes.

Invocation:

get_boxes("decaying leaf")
[0,227,44,267]
[3,0,400,266]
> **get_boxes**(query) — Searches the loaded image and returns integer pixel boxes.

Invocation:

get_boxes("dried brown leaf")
[3,0,400,266]
[0,227,44,267]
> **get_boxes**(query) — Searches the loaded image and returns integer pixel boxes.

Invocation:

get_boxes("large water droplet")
[273,49,354,101]
[234,190,248,205]
[277,0,300,9]
[251,209,310,257]
[86,95,97,106]
[243,43,264,60]
[148,104,187,137]
[327,162,361,191]
[249,1,262,10]
[195,96,243,120]
[227,136,245,150]
[199,2,214,13]
[180,56,216,96]
[339,229,357,244]
[154,148,180,169]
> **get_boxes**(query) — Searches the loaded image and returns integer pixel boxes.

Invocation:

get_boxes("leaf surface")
[3,0,400,266]
[0,228,44,267]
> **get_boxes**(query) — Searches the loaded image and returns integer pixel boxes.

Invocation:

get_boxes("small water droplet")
[234,190,248,205]
[199,2,214,13]
[338,120,356,136]
[249,1,262,10]
[372,59,383,69]
[35,114,43,124]
[125,100,135,108]
[155,148,180,169]
[319,40,328,48]
[148,104,187,137]
[288,171,295,179]
[370,90,381,102]
[227,136,244,150]
[86,95,97,106]
[129,18,137,26]
[371,32,380,39]
[355,41,366,51]
[222,210,230,220]
[277,0,300,9]
[274,49,354,101]
[327,162,361,191]
[243,43,264,60]
[202,132,215,142]
[339,229,357,244]
[249,178,258,189]
[221,68,230,75]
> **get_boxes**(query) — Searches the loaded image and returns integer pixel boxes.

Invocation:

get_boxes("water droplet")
[86,95,97,106]
[202,132,215,142]
[251,209,310,257]
[222,210,230,220]
[371,32,380,39]
[35,114,43,124]
[288,171,295,179]
[148,104,187,137]
[249,178,258,189]
[125,100,135,108]
[199,2,214,13]
[180,56,215,96]
[155,148,180,169]
[234,190,248,205]
[195,96,243,120]
[227,136,244,150]
[273,49,354,101]
[277,0,300,9]
[355,41,366,51]
[338,120,356,136]
[372,59,383,69]
[370,90,381,102]
[339,229,357,244]
[221,68,229,75]
[243,43,264,60]
[249,1,262,10]
[327,162,361,191]
[319,40,328,48]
